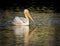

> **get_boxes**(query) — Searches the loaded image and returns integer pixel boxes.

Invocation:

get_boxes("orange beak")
[27,12,34,22]
[24,9,34,22]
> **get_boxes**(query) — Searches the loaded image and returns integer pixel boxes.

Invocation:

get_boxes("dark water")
[0,11,60,46]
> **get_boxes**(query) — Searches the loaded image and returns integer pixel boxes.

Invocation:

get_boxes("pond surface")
[0,11,60,46]
[0,25,55,46]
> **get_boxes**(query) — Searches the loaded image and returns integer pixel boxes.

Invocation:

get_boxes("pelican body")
[12,9,34,26]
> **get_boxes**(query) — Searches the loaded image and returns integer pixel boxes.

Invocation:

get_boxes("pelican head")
[24,9,34,22]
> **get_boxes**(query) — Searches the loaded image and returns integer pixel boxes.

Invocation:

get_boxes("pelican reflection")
[12,26,36,46]
[12,26,29,36]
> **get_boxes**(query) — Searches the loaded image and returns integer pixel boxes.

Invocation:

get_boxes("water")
[0,25,55,46]
[0,11,60,46]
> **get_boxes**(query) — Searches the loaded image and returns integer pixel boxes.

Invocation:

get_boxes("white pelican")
[12,9,34,26]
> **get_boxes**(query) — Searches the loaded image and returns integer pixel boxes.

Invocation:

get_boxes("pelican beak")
[27,12,34,22]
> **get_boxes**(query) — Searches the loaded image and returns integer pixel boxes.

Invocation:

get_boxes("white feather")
[12,16,29,25]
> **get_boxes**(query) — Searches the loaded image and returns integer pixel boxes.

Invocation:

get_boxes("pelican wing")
[12,16,23,24]
[19,17,28,23]
[12,16,28,25]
